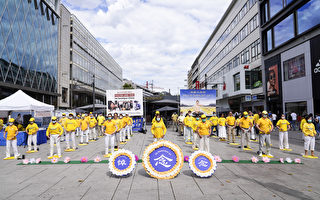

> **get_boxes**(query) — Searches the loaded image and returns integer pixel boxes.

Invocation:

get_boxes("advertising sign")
[310,35,320,99]
[106,89,143,116]
[180,89,216,116]
[266,64,279,97]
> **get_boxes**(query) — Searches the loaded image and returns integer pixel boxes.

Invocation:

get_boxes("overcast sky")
[61,0,232,94]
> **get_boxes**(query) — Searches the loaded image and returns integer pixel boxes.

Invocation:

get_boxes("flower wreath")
[109,149,136,176]
[189,151,217,177]
[142,140,184,179]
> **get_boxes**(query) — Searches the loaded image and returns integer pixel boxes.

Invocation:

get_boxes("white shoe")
[258,153,262,157]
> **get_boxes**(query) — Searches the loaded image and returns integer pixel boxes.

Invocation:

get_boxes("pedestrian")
[151,114,166,142]
[88,114,97,141]
[226,112,236,144]
[47,117,63,158]
[218,113,227,140]
[152,111,163,124]
[79,114,89,145]
[76,115,81,137]
[171,112,178,131]
[249,111,256,140]
[302,116,317,157]
[235,114,241,136]
[3,118,20,159]
[124,114,131,140]
[256,110,274,157]
[210,112,219,137]
[239,112,253,150]
[300,115,307,139]
[177,112,185,136]
[291,112,297,131]
[64,113,77,151]
[191,114,201,150]
[183,110,194,144]
[128,115,133,137]
[197,114,211,152]
[26,118,39,152]
[119,114,127,144]
[113,113,121,150]
[59,113,67,141]
[276,114,291,150]
[97,114,105,137]
[102,114,117,157]
[272,112,277,127]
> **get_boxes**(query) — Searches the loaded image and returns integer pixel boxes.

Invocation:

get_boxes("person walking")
[26,118,39,152]
[59,113,67,142]
[79,114,89,145]
[218,114,227,141]
[191,114,201,150]
[97,114,105,137]
[197,115,211,152]
[171,112,178,131]
[3,118,20,159]
[64,113,78,150]
[47,117,63,158]
[88,114,97,141]
[302,116,317,158]
[113,113,121,150]
[276,114,291,150]
[256,111,274,157]
[102,114,117,158]
[151,115,167,142]
[210,112,219,137]
[177,112,185,136]
[183,110,194,144]
[239,112,253,150]
[291,112,297,131]
[226,112,236,144]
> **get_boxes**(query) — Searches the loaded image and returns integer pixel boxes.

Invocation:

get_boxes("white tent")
[0,90,54,111]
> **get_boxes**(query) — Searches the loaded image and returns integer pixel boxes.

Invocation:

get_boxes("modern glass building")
[259,0,320,116]
[0,0,60,106]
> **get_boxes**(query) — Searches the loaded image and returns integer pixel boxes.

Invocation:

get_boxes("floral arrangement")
[109,149,136,176]
[251,156,259,163]
[22,159,29,165]
[51,157,59,164]
[29,158,36,164]
[189,151,217,177]
[294,158,301,164]
[135,155,139,162]
[262,157,270,163]
[81,157,88,163]
[279,158,284,163]
[214,155,222,163]
[286,157,292,163]
[232,156,239,163]
[184,156,189,162]
[94,156,101,163]
[64,157,71,163]
[36,158,41,164]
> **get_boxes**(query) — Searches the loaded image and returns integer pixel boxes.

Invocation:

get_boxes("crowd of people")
[3,112,134,159]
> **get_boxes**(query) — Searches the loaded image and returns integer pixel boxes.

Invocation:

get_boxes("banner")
[180,89,216,116]
[106,89,143,116]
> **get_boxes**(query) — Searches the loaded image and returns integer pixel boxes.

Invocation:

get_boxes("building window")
[283,54,305,81]
[269,0,283,18]
[62,87,68,103]
[241,47,250,64]
[285,101,307,116]
[297,0,320,34]
[233,56,240,68]
[251,67,262,89]
[234,73,240,91]
[267,29,273,51]
[274,14,294,47]
[245,71,251,89]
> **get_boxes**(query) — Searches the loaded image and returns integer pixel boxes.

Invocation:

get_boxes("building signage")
[311,35,320,99]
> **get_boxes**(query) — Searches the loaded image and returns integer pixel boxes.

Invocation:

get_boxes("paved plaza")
[0,126,320,200]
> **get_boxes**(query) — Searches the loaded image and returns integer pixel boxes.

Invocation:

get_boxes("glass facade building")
[0,0,59,105]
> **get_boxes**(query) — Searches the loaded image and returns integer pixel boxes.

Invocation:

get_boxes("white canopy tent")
[0,90,54,111]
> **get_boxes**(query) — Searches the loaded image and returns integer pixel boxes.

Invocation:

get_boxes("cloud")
[62,0,231,94]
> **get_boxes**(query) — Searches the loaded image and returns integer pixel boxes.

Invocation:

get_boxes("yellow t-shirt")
[249,116,254,124]
[59,117,67,127]
[253,114,259,124]
[5,125,18,140]
[257,118,272,134]
[198,121,211,136]
[46,123,63,136]
[64,119,78,132]
[0,119,4,129]
[103,120,117,135]
[26,123,39,135]
[236,118,241,126]
[89,118,97,128]
[218,117,226,126]
[276,119,290,132]
[300,119,306,130]
[192,119,201,131]
[113,119,122,131]
[128,117,133,126]
[302,123,316,137]
[239,117,252,129]
[152,116,164,124]
[151,121,166,138]
[210,116,218,126]
[80,119,89,131]
[184,116,194,127]
[226,116,236,126]
[76,119,81,127]
[97,116,105,126]
[172,114,178,122]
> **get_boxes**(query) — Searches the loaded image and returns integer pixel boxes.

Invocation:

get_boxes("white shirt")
[291,113,297,120]
[272,114,277,121]
[178,115,185,123]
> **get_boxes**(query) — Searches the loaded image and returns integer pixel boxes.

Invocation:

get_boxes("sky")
[61,0,232,94]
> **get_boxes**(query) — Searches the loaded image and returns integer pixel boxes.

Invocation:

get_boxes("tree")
[123,83,134,89]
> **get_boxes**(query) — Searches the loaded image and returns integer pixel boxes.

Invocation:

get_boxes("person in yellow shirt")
[88,114,98,141]
[151,115,167,142]
[124,114,132,140]
[226,112,236,143]
[97,114,105,137]
[26,118,39,152]
[80,114,89,144]
[0,118,4,131]
[171,112,178,131]
[4,118,20,159]
[218,114,227,140]
[46,117,63,158]
[59,113,67,142]
[197,115,211,152]
[191,114,201,150]
[256,111,274,157]
[248,111,256,140]
[300,115,307,140]
[76,115,81,137]
[152,111,164,124]
[183,110,194,144]
[239,112,253,150]
[113,113,121,150]
[235,114,241,136]
[276,114,291,150]
[210,112,219,136]
[177,112,185,136]
[128,115,133,137]
[119,114,127,143]
[102,114,118,157]
[64,113,78,150]
[302,116,317,157]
